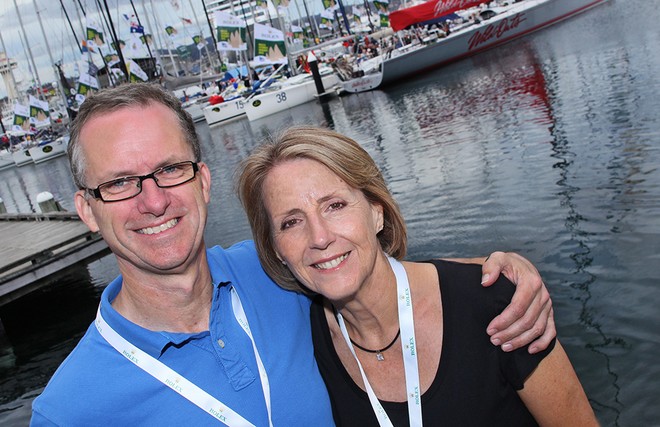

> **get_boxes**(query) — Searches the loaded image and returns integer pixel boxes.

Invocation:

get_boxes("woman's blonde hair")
[236,126,407,293]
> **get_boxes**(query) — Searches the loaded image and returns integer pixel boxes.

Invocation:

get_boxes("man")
[31,83,554,426]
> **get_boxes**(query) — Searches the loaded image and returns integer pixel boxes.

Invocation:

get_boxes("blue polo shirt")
[31,241,334,426]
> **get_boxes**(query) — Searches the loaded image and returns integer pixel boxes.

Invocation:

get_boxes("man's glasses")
[85,161,199,202]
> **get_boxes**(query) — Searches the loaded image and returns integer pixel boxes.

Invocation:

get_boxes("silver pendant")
[376,352,384,361]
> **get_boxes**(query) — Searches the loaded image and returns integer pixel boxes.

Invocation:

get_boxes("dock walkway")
[0,212,109,305]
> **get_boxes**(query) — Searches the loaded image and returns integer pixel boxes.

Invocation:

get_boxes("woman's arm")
[446,252,555,354]
[518,341,598,426]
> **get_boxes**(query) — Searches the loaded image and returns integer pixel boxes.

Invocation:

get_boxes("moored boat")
[340,0,608,93]
[203,97,248,126]
[244,71,340,121]
[0,150,14,171]
[28,135,69,164]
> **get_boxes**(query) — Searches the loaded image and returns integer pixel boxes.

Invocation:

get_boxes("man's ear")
[198,162,212,204]
[74,190,100,233]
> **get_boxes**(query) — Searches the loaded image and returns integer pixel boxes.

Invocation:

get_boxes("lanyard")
[95,286,273,427]
[336,256,422,427]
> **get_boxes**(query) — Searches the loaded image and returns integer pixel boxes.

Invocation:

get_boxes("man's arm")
[445,252,555,354]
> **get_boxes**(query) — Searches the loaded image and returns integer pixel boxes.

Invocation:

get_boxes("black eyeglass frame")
[85,161,200,202]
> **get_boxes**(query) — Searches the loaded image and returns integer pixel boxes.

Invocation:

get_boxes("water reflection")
[0,1,658,424]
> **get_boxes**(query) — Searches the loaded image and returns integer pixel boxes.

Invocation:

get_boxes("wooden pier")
[0,212,109,306]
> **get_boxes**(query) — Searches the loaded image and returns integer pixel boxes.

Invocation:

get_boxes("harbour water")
[0,0,658,424]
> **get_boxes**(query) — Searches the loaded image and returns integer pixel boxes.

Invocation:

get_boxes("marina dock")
[0,212,109,306]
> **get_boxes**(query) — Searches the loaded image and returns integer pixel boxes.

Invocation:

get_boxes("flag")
[322,0,339,11]
[253,23,287,65]
[124,33,145,58]
[181,17,193,25]
[76,72,99,105]
[86,18,105,49]
[12,103,31,132]
[127,59,149,82]
[320,9,335,29]
[379,12,390,28]
[130,24,145,34]
[213,11,247,51]
[140,34,153,45]
[272,0,290,9]
[29,95,50,127]
[373,0,389,13]
[192,35,205,50]
[165,25,178,37]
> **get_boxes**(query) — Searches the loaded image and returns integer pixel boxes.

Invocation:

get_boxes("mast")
[101,0,130,82]
[185,0,216,72]
[33,0,70,121]
[12,0,45,100]
[129,0,157,76]
[59,0,83,54]
[148,0,181,77]
[200,0,224,69]
[138,0,166,79]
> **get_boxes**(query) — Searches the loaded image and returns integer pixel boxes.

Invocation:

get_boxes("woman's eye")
[329,202,345,210]
[281,219,298,230]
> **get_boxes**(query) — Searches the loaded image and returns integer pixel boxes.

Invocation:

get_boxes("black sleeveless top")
[310,260,555,426]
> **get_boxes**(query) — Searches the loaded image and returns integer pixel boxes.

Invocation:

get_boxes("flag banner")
[76,72,99,105]
[181,17,193,25]
[127,59,149,82]
[12,103,31,132]
[111,40,126,51]
[165,25,178,37]
[389,0,481,31]
[86,19,105,48]
[130,24,145,34]
[140,34,153,45]
[272,0,290,9]
[374,0,389,13]
[253,23,287,65]
[214,11,247,51]
[192,34,205,50]
[124,34,145,58]
[291,25,304,43]
[104,53,121,67]
[379,12,390,27]
[320,9,335,28]
[28,95,50,127]
[322,0,339,10]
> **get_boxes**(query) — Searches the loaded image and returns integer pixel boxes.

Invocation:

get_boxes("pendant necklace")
[348,328,401,361]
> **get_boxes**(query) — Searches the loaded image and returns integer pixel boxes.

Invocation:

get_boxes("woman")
[237,126,597,426]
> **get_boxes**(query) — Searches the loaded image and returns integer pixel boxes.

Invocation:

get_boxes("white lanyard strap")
[390,257,422,426]
[337,313,394,427]
[336,256,422,427]
[95,287,276,427]
[230,287,274,427]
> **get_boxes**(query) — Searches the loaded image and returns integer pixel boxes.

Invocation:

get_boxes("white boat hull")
[343,0,608,93]
[245,73,340,121]
[29,138,68,164]
[0,151,14,170]
[12,149,33,167]
[183,101,207,123]
[203,98,248,125]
